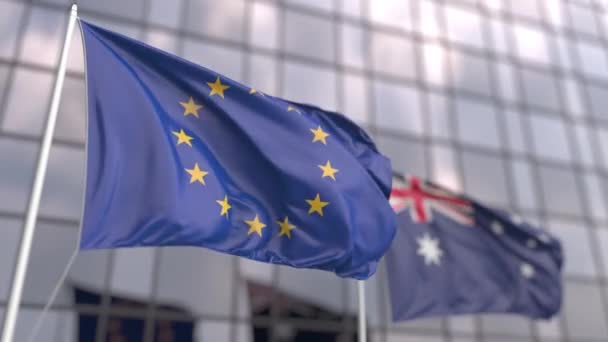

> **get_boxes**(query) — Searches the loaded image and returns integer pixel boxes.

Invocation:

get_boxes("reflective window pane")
[22,222,79,304]
[79,0,145,20]
[504,110,526,154]
[549,220,597,277]
[538,165,582,216]
[546,1,565,27]
[520,68,560,112]
[0,1,25,59]
[369,0,413,31]
[431,144,461,192]
[529,115,572,163]
[144,29,178,55]
[374,81,423,135]
[563,78,584,117]
[377,136,427,177]
[341,73,368,124]
[568,3,600,37]
[450,50,491,96]
[444,6,484,49]
[509,0,542,21]
[563,282,608,339]
[284,62,337,110]
[595,127,608,170]
[455,97,501,150]
[419,0,441,39]
[39,146,85,219]
[15,309,74,341]
[249,54,277,95]
[481,315,531,337]
[490,18,509,54]
[250,1,279,50]
[0,219,21,301]
[576,40,608,80]
[585,82,608,120]
[339,0,362,18]
[18,8,65,68]
[428,93,451,139]
[495,62,518,104]
[286,0,334,12]
[423,42,447,87]
[372,32,417,80]
[0,65,8,102]
[157,248,235,316]
[512,24,550,65]
[573,123,596,167]
[584,173,608,222]
[511,159,538,210]
[186,0,245,42]
[285,10,334,63]
[462,151,509,206]
[555,35,573,71]
[0,138,36,213]
[2,68,53,135]
[183,40,243,81]
[147,0,183,28]
[110,248,154,299]
[56,76,86,143]
[340,23,366,69]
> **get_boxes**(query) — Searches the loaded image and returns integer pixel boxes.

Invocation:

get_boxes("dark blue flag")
[386,174,563,320]
[77,20,396,279]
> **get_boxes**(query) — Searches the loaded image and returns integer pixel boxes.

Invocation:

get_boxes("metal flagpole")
[1,4,78,342]
[358,280,367,342]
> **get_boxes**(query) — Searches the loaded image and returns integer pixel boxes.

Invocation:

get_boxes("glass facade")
[1,0,608,340]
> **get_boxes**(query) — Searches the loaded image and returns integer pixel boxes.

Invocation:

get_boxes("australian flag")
[77,20,396,279]
[385,174,563,320]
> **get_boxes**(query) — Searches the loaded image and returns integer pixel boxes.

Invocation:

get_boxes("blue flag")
[386,174,563,320]
[78,20,396,279]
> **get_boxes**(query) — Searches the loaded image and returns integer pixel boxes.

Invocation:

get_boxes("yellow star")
[249,88,264,96]
[207,77,230,98]
[171,129,194,147]
[245,215,266,236]
[185,163,209,185]
[306,193,329,216]
[310,126,330,145]
[277,217,296,238]
[318,160,339,180]
[287,105,301,113]
[179,97,202,118]
[216,196,231,216]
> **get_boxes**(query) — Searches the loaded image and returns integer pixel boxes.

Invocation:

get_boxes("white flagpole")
[358,280,367,342]
[1,4,78,342]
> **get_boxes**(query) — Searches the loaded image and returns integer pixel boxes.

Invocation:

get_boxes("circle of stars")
[170,76,344,241]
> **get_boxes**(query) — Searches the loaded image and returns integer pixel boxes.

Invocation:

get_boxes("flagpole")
[1,4,78,342]
[357,280,367,342]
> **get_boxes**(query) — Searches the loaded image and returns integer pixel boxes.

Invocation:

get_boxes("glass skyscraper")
[0,0,607,341]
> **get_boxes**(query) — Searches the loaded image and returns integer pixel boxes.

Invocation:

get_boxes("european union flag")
[78,21,396,279]
[386,174,563,320]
